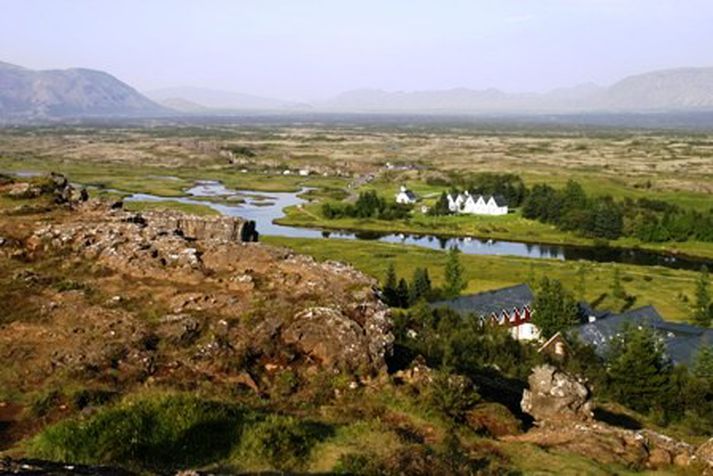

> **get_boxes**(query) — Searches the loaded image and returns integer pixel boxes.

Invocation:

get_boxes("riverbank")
[263,235,701,322]
[277,201,713,262]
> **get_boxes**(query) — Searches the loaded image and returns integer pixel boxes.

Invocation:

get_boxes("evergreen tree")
[396,278,410,308]
[693,265,712,327]
[410,267,432,304]
[606,324,673,414]
[692,345,713,379]
[526,262,536,287]
[611,268,627,300]
[532,277,579,339]
[382,263,399,307]
[429,192,451,216]
[685,345,713,434]
[574,264,587,300]
[443,247,467,299]
[588,197,623,239]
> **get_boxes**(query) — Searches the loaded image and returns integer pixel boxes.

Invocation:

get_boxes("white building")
[395,185,417,204]
[447,192,508,216]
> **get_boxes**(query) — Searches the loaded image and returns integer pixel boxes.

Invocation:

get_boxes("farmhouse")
[447,191,508,216]
[395,185,417,204]
[431,283,538,341]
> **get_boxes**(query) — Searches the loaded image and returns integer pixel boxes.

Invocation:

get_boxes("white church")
[395,185,418,204]
[447,191,508,216]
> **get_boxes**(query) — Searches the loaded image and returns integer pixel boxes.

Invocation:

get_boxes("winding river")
[120,180,713,271]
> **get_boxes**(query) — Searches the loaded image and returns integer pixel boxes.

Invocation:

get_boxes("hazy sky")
[2,0,712,101]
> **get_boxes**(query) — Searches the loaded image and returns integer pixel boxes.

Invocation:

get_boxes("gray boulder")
[521,364,593,423]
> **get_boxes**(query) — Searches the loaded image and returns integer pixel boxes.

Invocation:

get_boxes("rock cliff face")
[142,210,258,243]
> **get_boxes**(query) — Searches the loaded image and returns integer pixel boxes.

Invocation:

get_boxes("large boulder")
[521,364,593,423]
[281,305,392,376]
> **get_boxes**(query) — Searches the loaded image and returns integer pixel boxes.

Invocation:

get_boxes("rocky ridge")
[0,175,393,405]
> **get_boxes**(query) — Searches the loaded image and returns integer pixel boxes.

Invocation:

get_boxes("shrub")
[28,394,248,470]
[235,414,328,471]
[426,370,479,422]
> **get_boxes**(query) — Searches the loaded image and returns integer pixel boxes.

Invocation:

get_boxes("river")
[119,180,712,271]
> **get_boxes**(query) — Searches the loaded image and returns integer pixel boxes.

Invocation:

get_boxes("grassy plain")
[4,123,711,257]
[263,236,701,322]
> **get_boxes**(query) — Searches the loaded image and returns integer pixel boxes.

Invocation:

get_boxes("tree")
[606,324,673,414]
[611,268,626,300]
[532,277,579,339]
[429,192,451,216]
[588,197,623,239]
[574,264,587,300]
[383,263,398,307]
[692,345,713,379]
[443,247,467,299]
[396,278,410,308]
[685,345,713,434]
[410,267,432,304]
[693,265,712,327]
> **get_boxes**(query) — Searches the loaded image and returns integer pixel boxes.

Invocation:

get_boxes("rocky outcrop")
[28,205,258,277]
[3,172,88,207]
[514,365,700,470]
[282,305,392,375]
[521,364,593,423]
[503,422,700,470]
[2,191,393,401]
[143,211,258,242]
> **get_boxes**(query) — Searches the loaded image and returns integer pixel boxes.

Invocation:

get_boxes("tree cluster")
[522,179,713,243]
[522,181,624,239]
[393,303,541,381]
[322,190,411,220]
[382,265,435,308]
[382,248,467,308]
[565,323,713,431]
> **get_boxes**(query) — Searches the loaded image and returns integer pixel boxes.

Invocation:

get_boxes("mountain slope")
[145,86,303,111]
[602,67,713,111]
[0,61,168,119]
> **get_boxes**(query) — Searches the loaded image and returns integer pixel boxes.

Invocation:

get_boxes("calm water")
[120,180,713,271]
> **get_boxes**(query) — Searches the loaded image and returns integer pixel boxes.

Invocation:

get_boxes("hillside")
[603,67,713,111]
[0,61,168,119]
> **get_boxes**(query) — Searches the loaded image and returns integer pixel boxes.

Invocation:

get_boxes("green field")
[263,235,702,322]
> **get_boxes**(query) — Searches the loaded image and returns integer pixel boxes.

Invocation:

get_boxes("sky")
[1,0,713,101]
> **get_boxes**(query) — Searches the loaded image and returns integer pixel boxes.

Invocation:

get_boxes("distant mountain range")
[0,61,167,119]
[145,86,304,113]
[319,68,713,113]
[2,60,713,122]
